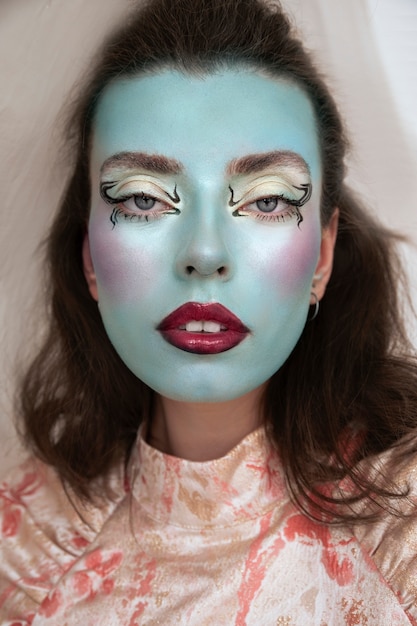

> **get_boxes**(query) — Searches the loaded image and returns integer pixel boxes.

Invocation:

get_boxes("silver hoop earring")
[309,292,320,321]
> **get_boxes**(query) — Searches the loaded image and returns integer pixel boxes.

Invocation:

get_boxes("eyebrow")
[226,151,311,177]
[101,152,184,175]
[100,149,310,179]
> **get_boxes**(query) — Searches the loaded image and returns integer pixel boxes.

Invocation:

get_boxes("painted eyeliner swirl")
[228,181,312,227]
[100,180,181,228]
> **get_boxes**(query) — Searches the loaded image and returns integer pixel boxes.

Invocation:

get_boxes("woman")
[1,0,417,623]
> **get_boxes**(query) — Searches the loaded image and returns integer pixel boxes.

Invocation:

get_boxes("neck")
[148,385,266,461]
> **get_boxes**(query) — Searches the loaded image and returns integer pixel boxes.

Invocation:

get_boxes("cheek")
[265,223,321,295]
[88,220,156,305]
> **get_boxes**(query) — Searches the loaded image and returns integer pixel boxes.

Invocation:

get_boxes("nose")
[175,206,233,280]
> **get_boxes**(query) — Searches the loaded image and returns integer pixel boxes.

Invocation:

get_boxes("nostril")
[182,264,228,277]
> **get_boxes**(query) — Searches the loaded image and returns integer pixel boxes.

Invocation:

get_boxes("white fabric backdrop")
[1,0,416,475]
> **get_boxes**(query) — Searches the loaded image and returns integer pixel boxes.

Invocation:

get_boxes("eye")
[108,193,180,227]
[100,179,182,227]
[229,180,311,225]
[256,197,281,212]
[131,194,157,211]
[232,194,302,224]
[245,195,292,216]
[120,193,172,215]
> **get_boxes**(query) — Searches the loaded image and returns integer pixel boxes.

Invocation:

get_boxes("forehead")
[91,69,321,180]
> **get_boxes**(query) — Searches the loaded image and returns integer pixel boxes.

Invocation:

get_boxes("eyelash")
[100,182,310,228]
[228,182,311,226]
[234,197,303,225]
[100,183,180,227]
[247,196,303,226]
[109,197,179,227]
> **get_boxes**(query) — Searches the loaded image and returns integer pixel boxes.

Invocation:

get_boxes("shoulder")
[352,446,417,623]
[0,454,126,622]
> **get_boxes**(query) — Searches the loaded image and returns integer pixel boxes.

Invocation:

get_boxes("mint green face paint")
[88,69,323,402]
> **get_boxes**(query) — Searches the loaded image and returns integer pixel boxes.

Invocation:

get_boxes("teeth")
[204,321,222,333]
[186,321,203,332]
[184,320,223,333]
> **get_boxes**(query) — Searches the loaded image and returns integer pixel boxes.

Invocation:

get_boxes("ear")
[310,208,339,303]
[82,233,99,302]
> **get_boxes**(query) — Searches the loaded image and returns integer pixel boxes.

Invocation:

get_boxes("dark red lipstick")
[157,302,249,354]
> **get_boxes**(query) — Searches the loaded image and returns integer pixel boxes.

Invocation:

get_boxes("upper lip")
[157,302,249,333]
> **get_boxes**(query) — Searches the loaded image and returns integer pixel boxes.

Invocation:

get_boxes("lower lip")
[159,329,248,354]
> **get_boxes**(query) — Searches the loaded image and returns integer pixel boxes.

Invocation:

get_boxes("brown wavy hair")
[17,0,417,521]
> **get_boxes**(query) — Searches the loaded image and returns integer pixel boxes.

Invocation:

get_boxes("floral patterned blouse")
[1,427,417,625]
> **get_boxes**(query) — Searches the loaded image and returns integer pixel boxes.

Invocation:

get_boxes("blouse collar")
[128,427,287,529]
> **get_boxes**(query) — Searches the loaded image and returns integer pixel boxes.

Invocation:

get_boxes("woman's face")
[84,69,334,402]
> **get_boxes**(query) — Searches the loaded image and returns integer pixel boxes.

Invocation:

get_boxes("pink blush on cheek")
[266,226,321,295]
[89,232,155,304]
